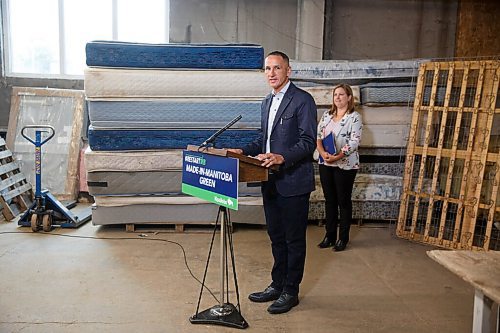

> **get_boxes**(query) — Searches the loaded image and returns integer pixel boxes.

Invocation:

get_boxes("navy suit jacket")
[242,82,317,197]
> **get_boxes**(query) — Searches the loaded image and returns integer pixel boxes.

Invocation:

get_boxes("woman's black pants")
[318,165,357,243]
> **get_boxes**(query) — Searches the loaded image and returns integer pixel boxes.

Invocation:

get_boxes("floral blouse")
[317,110,363,170]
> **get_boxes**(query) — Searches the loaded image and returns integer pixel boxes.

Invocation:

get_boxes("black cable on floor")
[0,230,219,303]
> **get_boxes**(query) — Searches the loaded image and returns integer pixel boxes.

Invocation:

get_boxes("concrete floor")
[0,218,473,333]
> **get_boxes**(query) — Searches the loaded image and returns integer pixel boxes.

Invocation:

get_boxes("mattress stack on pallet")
[84,41,269,227]
[292,60,421,221]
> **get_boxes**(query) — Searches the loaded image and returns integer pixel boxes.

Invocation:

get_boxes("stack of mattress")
[84,41,268,226]
[293,61,419,222]
[309,173,403,222]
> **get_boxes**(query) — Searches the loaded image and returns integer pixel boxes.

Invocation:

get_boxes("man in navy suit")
[230,51,317,314]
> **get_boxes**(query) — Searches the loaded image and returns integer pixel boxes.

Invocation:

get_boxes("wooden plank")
[3,183,33,201]
[404,191,462,205]
[483,66,500,251]
[461,63,488,248]
[6,88,22,150]
[424,64,455,241]
[397,63,427,238]
[13,192,29,212]
[124,223,211,233]
[0,150,13,160]
[0,197,15,220]
[64,95,85,200]
[471,65,500,250]
[455,1,500,58]
[443,62,471,246]
[427,250,500,304]
[410,65,441,238]
[0,173,28,192]
[0,162,19,176]
[436,63,467,247]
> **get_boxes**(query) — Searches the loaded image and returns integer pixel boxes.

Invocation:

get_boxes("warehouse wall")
[0,0,498,132]
[323,0,458,60]
[0,0,323,131]
[169,0,323,60]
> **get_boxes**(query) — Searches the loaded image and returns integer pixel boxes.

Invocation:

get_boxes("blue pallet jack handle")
[21,125,55,197]
[18,125,91,230]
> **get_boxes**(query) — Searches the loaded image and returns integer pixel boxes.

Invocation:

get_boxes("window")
[2,0,170,77]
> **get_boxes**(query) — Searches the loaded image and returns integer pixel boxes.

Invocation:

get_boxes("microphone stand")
[198,115,242,150]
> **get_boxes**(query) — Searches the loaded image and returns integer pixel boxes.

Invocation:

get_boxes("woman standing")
[317,84,362,251]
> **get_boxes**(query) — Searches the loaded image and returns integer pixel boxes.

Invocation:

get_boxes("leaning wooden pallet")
[0,137,33,220]
[397,60,500,251]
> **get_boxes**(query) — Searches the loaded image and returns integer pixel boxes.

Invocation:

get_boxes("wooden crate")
[397,60,500,251]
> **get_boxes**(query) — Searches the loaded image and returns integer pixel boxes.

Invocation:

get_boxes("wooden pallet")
[124,223,221,233]
[125,223,186,233]
[0,138,33,220]
[397,60,500,251]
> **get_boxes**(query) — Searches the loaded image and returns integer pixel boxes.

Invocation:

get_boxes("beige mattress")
[93,195,262,207]
[91,196,265,225]
[84,147,183,172]
[84,68,269,99]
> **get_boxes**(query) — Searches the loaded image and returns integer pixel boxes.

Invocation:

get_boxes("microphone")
[199,115,242,148]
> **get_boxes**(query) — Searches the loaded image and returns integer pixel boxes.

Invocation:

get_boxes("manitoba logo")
[214,196,234,207]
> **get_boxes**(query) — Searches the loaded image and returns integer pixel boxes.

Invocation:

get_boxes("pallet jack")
[18,125,91,232]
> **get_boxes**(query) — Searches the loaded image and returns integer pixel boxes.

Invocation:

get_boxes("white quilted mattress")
[84,68,269,99]
[310,173,402,202]
[84,147,183,172]
[358,106,412,125]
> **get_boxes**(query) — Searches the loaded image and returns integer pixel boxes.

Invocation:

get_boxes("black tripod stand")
[189,206,248,329]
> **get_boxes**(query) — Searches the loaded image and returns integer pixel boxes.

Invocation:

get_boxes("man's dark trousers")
[262,176,310,297]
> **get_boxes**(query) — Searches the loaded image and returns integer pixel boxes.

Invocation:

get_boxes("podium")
[186,145,277,329]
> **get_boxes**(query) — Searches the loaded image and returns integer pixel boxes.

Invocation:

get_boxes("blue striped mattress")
[86,41,264,69]
[88,99,261,129]
[88,127,260,151]
[360,82,417,105]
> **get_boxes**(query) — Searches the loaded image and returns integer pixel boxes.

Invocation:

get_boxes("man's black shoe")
[334,239,347,252]
[248,286,281,303]
[267,292,299,314]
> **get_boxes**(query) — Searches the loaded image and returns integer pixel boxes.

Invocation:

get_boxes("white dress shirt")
[266,81,290,153]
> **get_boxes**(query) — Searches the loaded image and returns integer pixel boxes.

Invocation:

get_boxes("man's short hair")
[267,51,289,65]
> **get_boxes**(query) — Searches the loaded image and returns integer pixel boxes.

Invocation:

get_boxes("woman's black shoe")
[317,235,335,249]
[334,240,347,252]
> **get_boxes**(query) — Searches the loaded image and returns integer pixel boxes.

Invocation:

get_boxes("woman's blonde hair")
[329,83,355,116]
